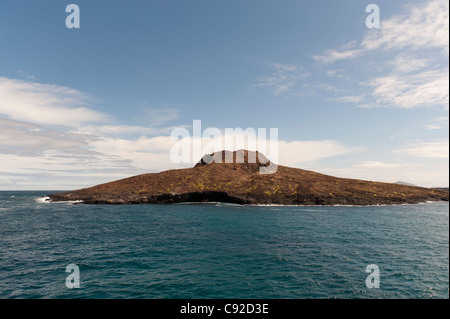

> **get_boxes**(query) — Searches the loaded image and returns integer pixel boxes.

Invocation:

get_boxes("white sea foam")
[54,200,84,205]
[66,200,84,204]
[35,197,83,204]
[252,204,299,207]
[175,201,242,207]
[35,196,50,203]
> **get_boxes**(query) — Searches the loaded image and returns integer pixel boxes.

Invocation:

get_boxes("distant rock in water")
[48,150,449,205]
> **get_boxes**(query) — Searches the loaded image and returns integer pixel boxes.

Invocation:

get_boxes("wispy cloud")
[277,140,363,166]
[0,77,106,126]
[425,124,442,130]
[333,95,364,104]
[354,161,403,169]
[426,116,450,129]
[254,62,309,95]
[310,0,449,110]
[361,0,449,53]
[436,116,449,123]
[317,161,449,188]
[313,49,363,64]
[75,125,161,137]
[395,139,449,158]
[18,70,36,81]
[0,117,97,156]
[313,0,449,64]
[0,76,188,189]
[390,55,429,73]
[365,69,449,108]
[141,107,180,126]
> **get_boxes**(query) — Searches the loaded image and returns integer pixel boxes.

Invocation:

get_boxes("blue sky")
[0,0,448,189]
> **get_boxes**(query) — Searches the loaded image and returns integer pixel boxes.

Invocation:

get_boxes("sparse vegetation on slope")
[48,150,449,205]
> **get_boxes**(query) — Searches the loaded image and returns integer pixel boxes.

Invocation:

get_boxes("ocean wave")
[175,201,242,207]
[35,197,84,205]
[35,196,50,204]
[64,200,84,205]
[53,200,84,205]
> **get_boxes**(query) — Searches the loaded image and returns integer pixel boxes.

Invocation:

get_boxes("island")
[48,150,449,205]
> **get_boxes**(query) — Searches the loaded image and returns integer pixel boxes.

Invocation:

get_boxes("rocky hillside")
[48,150,449,205]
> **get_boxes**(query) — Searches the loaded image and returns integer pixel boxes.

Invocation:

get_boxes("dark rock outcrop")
[195,150,271,168]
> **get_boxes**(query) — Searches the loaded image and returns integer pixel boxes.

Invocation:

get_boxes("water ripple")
[0,191,448,299]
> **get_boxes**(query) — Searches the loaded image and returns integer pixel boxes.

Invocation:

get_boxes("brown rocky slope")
[48,150,449,205]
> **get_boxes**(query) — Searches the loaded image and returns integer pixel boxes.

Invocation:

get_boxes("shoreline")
[39,196,448,207]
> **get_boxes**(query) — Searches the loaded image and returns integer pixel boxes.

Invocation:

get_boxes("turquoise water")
[0,191,448,299]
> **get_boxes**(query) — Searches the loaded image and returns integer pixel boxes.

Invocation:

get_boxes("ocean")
[0,191,448,299]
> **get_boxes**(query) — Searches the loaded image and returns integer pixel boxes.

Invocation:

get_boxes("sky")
[0,0,448,190]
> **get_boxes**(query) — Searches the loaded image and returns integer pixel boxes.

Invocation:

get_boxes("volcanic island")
[48,150,449,205]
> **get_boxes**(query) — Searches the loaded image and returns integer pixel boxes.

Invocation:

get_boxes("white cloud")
[285,1,450,111]
[425,124,441,130]
[366,69,449,108]
[1,102,365,189]
[0,178,15,186]
[426,115,450,129]
[316,162,449,188]
[0,76,189,189]
[334,95,364,104]
[141,107,180,125]
[0,152,143,190]
[395,139,449,158]
[0,77,107,126]
[309,0,450,110]
[324,69,349,79]
[354,161,403,169]
[436,116,449,123]
[313,49,363,64]
[361,0,449,53]
[75,125,161,137]
[391,55,429,73]
[89,131,362,172]
[277,140,362,167]
[0,117,97,156]
[314,0,449,64]
[3,109,448,189]
[18,70,36,81]
[88,135,179,171]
